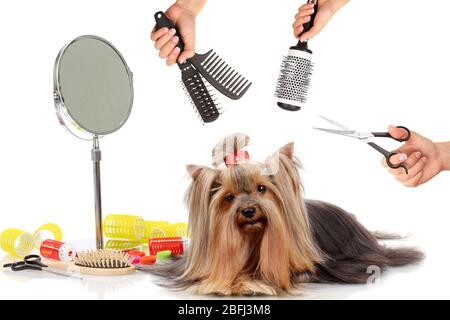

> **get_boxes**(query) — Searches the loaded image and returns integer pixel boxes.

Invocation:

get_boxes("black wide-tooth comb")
[190,50,252,100]
[154,12,220,123]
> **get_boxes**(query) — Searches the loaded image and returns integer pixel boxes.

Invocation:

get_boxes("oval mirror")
[54,35,133,138]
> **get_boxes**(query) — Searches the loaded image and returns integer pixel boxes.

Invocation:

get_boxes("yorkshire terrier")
[151,135,423,296]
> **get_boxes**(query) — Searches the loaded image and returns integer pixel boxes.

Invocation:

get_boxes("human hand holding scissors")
[314,116,411,174]
[381,126,448,187]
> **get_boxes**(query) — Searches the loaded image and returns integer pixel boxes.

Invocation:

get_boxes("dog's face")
[213,164,281,235]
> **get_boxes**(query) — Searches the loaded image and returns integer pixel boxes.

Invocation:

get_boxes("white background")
[0,0,449,299]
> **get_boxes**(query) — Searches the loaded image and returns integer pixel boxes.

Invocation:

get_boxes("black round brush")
[275,0,318,111]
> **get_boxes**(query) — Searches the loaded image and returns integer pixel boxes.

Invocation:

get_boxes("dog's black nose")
[242,207,256,219]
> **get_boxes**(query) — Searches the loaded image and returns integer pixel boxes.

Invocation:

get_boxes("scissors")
[3,255,82,279]
[313,116,411,174]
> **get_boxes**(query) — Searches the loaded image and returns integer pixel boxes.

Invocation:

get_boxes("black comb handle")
[293,0,318,53]
[154,11,185,66]
[154,11,220,124]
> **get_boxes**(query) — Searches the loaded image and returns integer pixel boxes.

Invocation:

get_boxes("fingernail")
[415,152,422,159]
[305,16,311,21]
[399,154,408,162]
[169,28,176,36]
[173,47,180,54]
[172,36,179,44]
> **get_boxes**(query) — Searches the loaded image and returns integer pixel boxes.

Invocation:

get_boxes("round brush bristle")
[75,250,134,269]
[275,49,314,111]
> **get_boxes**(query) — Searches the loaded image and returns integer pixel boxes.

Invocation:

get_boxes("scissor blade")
[43,268,83,280]
[317,115,354,131]
[313,127,356,136]
[314,127,375,141]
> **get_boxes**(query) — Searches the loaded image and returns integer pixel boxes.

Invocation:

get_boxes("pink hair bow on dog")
[212,133,251,167]
[224,150,250,167]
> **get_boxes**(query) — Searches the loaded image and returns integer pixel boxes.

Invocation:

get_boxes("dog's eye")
[257,185,266,194]
[224,193,235,202]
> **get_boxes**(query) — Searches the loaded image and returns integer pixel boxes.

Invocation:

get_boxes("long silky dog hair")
[149,141,423,295]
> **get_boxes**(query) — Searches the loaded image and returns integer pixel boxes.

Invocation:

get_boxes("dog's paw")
[232,285,258,296]
[196,281,233,296]
[213,288,233,296]
[232,279,277,296]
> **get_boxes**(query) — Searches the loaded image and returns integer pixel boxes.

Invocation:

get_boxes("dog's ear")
[186,165,204,180]
[186,165,214,180]
[278,142,294,160]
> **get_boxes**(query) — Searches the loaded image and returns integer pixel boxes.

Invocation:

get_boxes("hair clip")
[224,150,250,167]
[212,133,251,167]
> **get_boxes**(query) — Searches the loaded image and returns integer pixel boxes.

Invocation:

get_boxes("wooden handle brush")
[43,250,136,276]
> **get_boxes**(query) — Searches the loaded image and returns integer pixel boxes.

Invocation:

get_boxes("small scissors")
[3,255,82,279]
[314,116,411,174]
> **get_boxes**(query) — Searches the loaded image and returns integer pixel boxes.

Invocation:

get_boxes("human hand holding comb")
[382,127,450,187]
[153,9,220,124]
[150,0,207,66]
[152,6,252,124]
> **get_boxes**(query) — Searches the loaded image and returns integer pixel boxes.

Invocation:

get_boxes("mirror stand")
[91,135,103,249]
[54,35,133,249]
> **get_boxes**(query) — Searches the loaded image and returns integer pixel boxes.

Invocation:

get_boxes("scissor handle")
[24,255,47,267]
[367,142,409,175]
[372,126,411,142]
[3,255,47,272]
[386,152,409,175]
[7,261,43,272]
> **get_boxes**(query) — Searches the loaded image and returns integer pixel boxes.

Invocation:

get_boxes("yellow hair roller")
[105,240,146,252]
[103,214,145,241]
[102,215,188,243]
[165,222,189,237]
[172,222,189,237]
[0,228,35,257]
[144,221,169,239]
[145,221,189,239]
[33,223,63,249]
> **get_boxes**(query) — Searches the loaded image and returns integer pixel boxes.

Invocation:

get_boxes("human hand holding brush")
[150,0,207,66]
[382,126,450,187]
[293,0,349,42]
